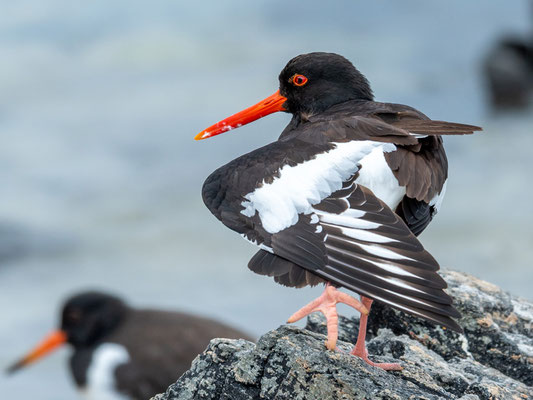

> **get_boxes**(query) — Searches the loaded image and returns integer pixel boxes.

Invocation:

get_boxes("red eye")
[291,74,308,87]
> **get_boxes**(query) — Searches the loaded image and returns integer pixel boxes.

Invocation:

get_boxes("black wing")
[395,195,434,237]
[265,176,462,332]
[248,249,325,288]
[371,103,480,233]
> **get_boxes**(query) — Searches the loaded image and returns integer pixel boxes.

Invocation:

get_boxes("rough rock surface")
[153,271,533,400]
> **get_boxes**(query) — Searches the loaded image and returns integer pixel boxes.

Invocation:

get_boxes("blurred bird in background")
[7,292,252,400]
[484,1,533,108]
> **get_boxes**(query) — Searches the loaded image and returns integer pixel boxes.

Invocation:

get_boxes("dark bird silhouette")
[484,2,533,109]
[484,36,533,109]
[6,291,252,399]
[196,52,481,369]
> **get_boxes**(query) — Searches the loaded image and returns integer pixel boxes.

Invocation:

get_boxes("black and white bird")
[195,52,481,369]
[6,291,252,399]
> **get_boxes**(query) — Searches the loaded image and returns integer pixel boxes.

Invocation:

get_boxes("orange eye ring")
[291,74,308,87]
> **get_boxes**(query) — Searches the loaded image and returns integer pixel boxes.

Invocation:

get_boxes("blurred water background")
[1,1,532,398]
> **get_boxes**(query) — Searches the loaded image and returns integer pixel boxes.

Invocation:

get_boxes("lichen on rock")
[153,270,533,400]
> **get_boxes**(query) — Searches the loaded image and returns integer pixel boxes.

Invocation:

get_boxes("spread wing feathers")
[248,250,325,288]
[268,179,462,332]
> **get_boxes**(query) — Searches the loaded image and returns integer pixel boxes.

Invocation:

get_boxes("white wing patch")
[357,255,419,279]
[429,179,447,214]
[240,141,396,234]
[83,343,130,400]
[354,242,415,261]
[316,210,376,229]
[355,146,406,210]
[240,234,274,253]
[315,205,408,257]
[340,226,399,243]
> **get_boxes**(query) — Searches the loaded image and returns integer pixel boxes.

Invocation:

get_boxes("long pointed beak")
[195,90,287,140]
[6,330,67,374]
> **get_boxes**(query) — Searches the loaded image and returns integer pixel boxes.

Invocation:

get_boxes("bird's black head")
[278,52,373,115]
[6,291,129,374]
[61,291,128,347]
[195,52,373,140]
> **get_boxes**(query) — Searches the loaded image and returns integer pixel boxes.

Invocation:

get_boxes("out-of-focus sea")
[1,1,532,398]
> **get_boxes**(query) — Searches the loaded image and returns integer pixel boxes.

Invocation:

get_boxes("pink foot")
[287,283,368,351]
[350,296,402,371]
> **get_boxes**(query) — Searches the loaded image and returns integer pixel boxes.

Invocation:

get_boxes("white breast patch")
[355,146,406,211]
[240,141,396,234]
[82,343,130,400]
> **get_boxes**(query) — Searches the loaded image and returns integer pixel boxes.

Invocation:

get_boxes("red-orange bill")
[6,330,67,374]
[195,90,287,140]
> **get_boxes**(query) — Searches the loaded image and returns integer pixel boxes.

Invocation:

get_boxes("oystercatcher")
[196,52,481,370]
[7,291,251,399]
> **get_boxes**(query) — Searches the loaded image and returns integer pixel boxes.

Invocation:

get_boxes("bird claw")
[288,288,402,371]
[287,283,367,351]
[350,347,403,371]
[350,296,403,371]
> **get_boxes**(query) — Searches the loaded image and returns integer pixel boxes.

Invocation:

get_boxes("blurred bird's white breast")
[81,343,130,400]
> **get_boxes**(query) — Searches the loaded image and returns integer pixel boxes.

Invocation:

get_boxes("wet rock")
[153,271,533,400]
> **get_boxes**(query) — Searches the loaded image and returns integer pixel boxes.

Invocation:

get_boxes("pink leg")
[287,283,368,350]
[351,296,402,370]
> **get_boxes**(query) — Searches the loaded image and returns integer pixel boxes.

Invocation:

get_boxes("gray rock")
[153,271,533,400]
[365,270,533,386]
